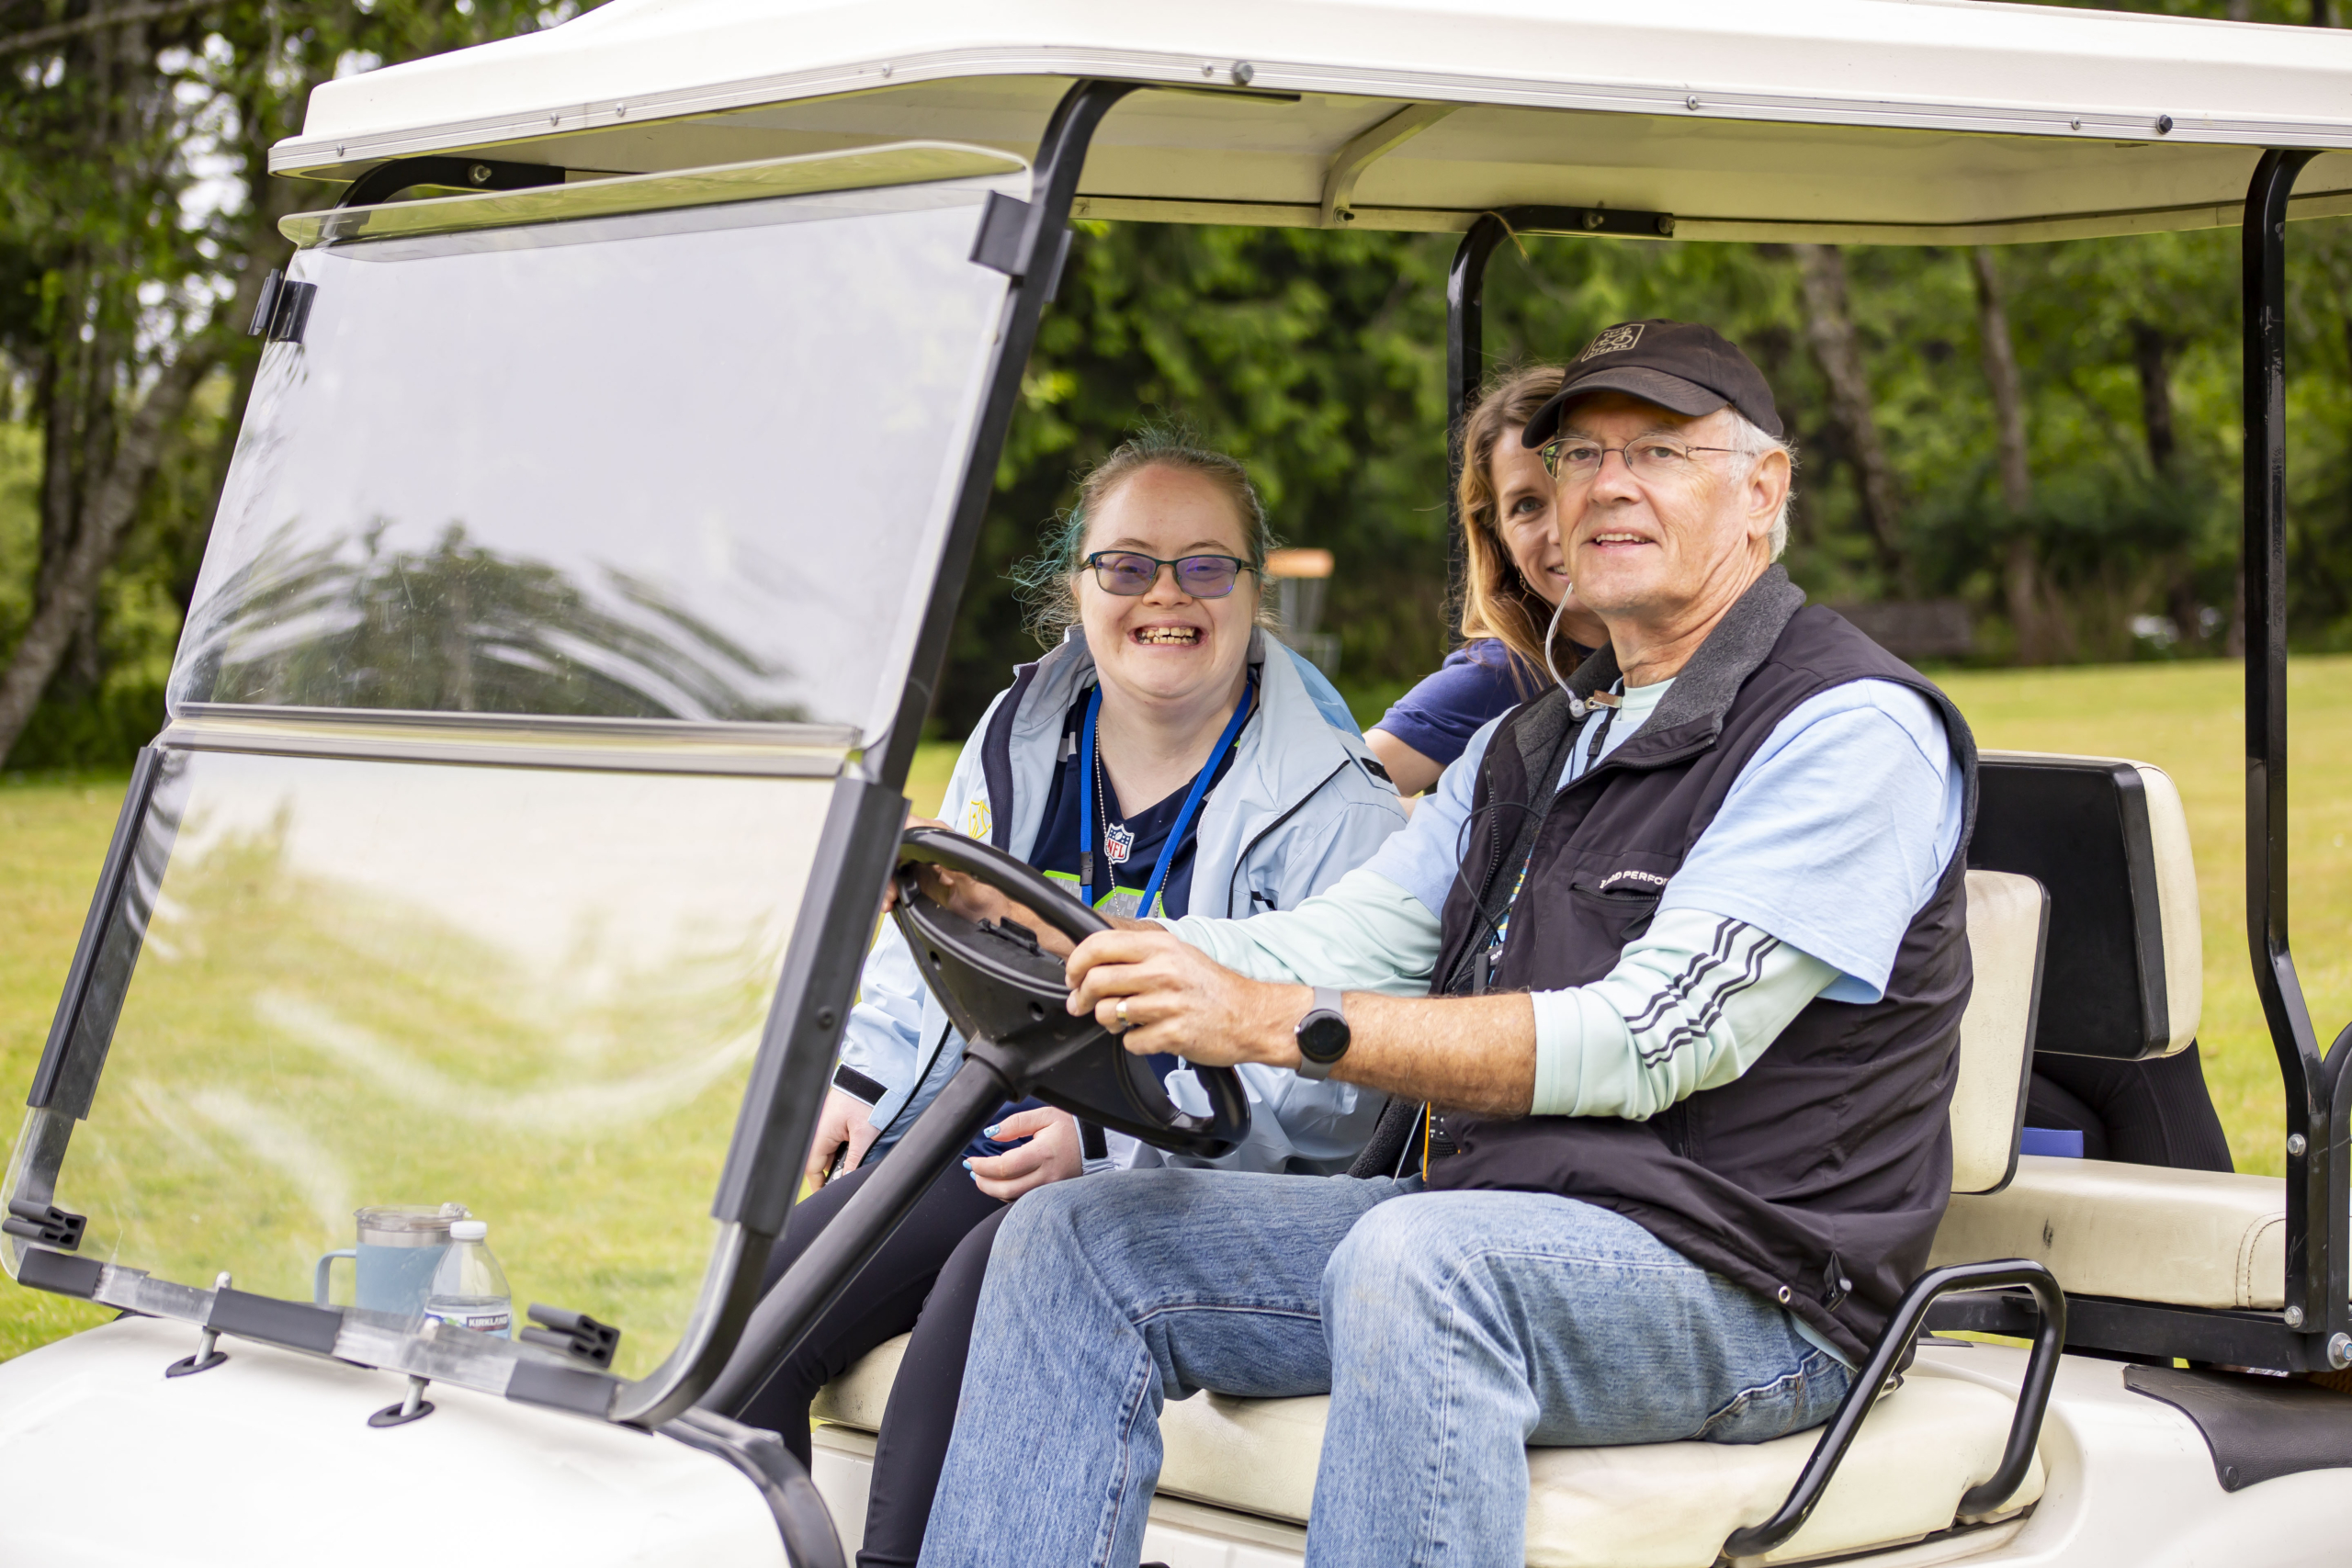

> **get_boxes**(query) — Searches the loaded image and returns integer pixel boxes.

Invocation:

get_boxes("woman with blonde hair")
[1367,366,1609,797]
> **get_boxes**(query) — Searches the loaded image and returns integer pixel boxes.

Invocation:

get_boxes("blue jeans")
[918,1168,1850,1568]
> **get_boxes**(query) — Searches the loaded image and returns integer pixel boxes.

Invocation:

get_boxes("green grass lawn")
[2,667,2344,1363]
[0,773,137,1358]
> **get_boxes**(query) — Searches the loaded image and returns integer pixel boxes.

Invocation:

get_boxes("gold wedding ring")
[1115,998,1130,1032]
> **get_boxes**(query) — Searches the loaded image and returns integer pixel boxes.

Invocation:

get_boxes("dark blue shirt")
[1028,687,1245,921]
[1374,638,1546,767]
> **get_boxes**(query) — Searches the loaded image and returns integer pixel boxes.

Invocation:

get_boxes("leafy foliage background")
[6,0,2352,757]
[941,209,2352,734]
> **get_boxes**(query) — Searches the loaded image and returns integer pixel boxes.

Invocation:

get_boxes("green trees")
[6,1,2352,760]
[934,209,2352,736]
[0,0,574,770]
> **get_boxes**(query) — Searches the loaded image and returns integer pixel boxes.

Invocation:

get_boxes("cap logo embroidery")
[1580,322,1644,360]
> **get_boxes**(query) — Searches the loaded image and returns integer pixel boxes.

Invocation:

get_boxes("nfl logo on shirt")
[1104,821,1135,866]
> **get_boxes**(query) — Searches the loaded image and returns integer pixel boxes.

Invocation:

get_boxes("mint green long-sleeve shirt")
[1166,867,1837,1122]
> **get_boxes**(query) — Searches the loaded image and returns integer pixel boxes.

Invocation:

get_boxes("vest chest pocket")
[1567,879,1662,944]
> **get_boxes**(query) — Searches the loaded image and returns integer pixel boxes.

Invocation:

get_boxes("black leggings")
[2024,1042,2233,1171]
[726,1159,1009,1568]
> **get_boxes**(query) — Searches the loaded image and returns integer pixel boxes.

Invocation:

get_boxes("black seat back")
[1968,752,2200,1061]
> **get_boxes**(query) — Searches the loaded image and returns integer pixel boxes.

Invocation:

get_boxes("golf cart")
[6,0,2352,1562]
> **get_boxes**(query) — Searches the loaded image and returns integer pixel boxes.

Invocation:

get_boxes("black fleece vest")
[1430,567,1978,1361]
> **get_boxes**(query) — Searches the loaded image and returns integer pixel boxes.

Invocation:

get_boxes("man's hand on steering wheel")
[1064,927,1305,1070]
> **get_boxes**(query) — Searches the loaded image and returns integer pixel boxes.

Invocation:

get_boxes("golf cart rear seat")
[1930,753,2290,1312]
[813,866,2060,1566]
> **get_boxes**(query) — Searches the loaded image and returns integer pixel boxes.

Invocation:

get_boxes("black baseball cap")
[1521,320,1782,446]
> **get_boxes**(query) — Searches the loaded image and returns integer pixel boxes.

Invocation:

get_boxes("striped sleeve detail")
[1528,908,1839,1120]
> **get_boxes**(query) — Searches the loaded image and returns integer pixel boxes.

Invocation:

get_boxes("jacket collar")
[1561,563,1806,761]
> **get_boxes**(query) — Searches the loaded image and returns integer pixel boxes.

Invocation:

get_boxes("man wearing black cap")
[920,321,1973,1568]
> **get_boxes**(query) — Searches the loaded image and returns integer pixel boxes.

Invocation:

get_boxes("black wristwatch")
[1294,987,1351,1080]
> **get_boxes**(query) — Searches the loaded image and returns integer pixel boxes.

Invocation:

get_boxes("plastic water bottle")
[424,1219,512,1338]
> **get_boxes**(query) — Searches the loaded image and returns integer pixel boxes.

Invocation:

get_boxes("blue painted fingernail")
[984,1123,1001,1139]
[961,1157,972,1169]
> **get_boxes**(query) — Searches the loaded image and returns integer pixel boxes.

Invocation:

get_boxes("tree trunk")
[0,0,324,770]
[1972,249,2034,514]
[2131,321,2177,476]
[1792,243,1913,591]
[0,2,533,767]
[0,247,278,766]
[1972,246,2056,662]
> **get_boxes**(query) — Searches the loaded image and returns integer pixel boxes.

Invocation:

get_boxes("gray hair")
[1725,412,1799,559]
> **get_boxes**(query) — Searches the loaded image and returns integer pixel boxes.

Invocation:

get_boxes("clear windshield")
[13,164,1019,1385]
[171,178,1012,735]
[44,746,830,1380]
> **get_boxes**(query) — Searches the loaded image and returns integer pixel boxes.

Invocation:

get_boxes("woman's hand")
[964,1106,1086,1200]
[899,861,1157,958]
[803,1087,884,1189]
[878,815,955,914]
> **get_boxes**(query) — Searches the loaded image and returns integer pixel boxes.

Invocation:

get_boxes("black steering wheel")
[890,827,1250,1160]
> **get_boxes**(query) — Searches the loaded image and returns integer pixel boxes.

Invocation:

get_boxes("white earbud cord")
[1543,592,1572,692]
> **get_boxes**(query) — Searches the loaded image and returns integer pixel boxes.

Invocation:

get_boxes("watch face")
[1296,1010,1350,1063]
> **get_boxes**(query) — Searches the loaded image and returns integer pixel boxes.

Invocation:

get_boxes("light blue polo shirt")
[1363,677,1964,1001]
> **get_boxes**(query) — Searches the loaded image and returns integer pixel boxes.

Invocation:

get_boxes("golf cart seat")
[1929,753,2292,1312]
[812,868,2056,1566]
[815,1325,2040,1567]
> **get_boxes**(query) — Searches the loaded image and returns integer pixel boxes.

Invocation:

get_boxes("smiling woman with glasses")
[709,427,1405,1568]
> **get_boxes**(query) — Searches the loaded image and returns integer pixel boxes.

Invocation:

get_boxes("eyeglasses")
[1083,551,1253,598]
[1539,436,1747,484]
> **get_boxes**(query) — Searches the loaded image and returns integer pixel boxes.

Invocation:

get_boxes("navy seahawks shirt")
[1028,684,1250,922]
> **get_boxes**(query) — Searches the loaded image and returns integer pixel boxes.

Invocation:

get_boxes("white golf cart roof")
[277,0,2352,245]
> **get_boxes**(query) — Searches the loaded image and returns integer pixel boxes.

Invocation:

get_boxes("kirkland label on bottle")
[426,1303,513,1337]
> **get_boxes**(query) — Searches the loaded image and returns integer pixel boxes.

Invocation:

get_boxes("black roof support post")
[869,78,1136,791]
[1444,215,1509,643]
[693,78,1136,1437]
[2241,147,2351,1369]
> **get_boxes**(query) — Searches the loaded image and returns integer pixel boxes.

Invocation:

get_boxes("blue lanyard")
[1078,675,1255,919]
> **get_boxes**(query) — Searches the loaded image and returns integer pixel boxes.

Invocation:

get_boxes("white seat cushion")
[1931,1153,2286,1308]
[810,1334,906,1429]
[816,1336,2041,1566]
[1951,870,2046,1194]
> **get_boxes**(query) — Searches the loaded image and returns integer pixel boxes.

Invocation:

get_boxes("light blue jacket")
[836,628,1407,1174]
